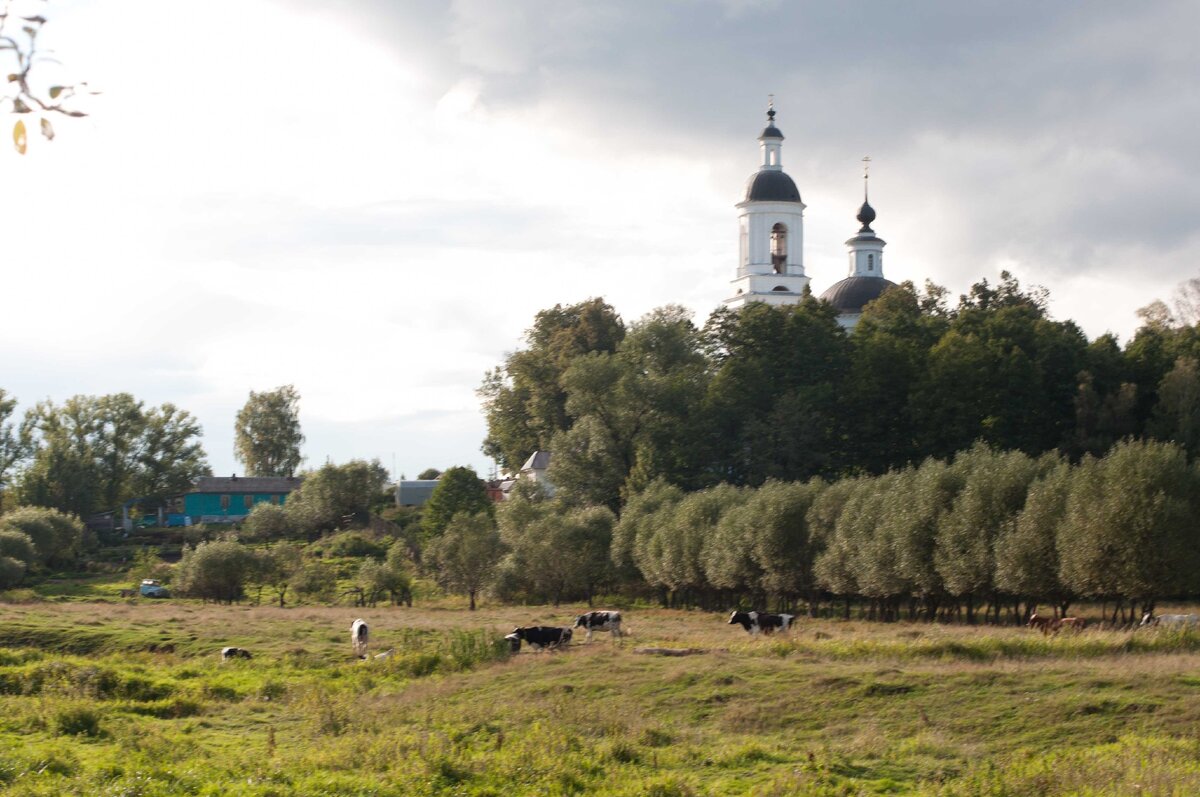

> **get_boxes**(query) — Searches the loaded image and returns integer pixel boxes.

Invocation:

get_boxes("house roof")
[521,451,551,472]
[186,476,302,494]
[395,480,439,506]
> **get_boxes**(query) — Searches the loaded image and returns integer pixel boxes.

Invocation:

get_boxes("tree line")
[481,273,1200,511]
[0,384,307,518]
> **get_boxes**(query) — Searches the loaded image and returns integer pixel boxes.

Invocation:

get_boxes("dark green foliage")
[0,529,36,568]
[0,556,24,589]
[174,540,258,604]
[0,506,87,568]
[286,459,390,536]
[480,297,625,471]
[15,393,209,516]
[314,530,388,559]
[421,465,492,539]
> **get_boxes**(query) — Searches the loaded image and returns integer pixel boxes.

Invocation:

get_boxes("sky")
[2,0,1197,482]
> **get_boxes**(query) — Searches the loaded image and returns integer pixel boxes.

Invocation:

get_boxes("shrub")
[53,704,102,737]
[0,507,87,567]
[0,531,36,568]
[173,540,257,603]
[315,531,387,559]
[0,557,25,589]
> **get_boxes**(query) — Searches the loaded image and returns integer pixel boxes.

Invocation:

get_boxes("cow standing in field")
[508,626,572,651]
[1027,613,1055,634]
[574,610,622,642]
[220,647,252,661]
[351,618,370,659]
[1140,613,1200,628]
[728,611,795,636]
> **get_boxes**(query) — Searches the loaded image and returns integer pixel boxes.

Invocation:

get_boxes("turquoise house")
[168,475,302,524]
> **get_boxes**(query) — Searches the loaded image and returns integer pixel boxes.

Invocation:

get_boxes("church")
[725,103,896,329]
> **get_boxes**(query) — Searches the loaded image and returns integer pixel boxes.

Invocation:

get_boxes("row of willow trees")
[481,273,1200,511]
[605,440,1200,623]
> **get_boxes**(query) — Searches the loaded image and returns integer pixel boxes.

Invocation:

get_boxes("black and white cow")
[508,626,573,651]
[220,646,252,660]
[351,618,369,659]
[728,610,795,636]
[573,610,622,642]
[1140,612,1200,628]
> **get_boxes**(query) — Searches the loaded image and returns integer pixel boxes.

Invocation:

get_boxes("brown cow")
[1027,613,1055,634]
[1054,617,1086,633]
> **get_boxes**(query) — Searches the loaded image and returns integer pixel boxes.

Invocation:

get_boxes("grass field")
[1,599,1200,795]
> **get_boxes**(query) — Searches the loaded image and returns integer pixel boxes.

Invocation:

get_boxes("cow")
[508,626,573,651]
[221,647,252,661]
[504,633,522,653]
[728,610,795,636]
[1140,613,1200,628]
[1027,613,1055,634]
[351,618,369,659]
[574,610,622,642]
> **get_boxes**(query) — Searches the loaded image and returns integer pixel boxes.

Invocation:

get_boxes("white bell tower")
[726,100,809,309]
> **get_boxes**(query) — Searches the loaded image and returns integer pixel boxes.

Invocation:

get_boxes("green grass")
[1,602,1199,794]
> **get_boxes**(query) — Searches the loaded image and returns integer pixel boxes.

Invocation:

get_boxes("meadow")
[1,597,1200,796]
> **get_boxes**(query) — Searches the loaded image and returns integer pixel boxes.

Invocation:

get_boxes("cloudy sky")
[2,0,1196,480]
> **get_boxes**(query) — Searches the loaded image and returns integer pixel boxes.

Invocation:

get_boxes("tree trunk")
[469,589,476,611]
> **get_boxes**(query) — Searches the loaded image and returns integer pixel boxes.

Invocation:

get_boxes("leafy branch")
[0,0,92,154]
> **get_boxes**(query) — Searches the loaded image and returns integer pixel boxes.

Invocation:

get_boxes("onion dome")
[856,200,876,232]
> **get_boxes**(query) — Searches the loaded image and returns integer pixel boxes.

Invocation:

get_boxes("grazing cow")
[728,611,795,636]
[351,618,369,659]
[574,610,623,642]
[504,633,522,653]
[1027,613,1055,634]
[1140,613,1200,628]
[1054,617,1086,633]
[221,647,252,661]
[508,626,573,651]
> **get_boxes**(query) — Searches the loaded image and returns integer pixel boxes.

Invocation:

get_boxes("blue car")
[139,579,170,598]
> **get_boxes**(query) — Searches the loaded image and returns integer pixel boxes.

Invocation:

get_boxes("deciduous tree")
[428,511,505,610]
[234,386,304,477]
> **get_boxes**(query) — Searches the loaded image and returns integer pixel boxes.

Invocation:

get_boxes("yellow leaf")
[12,119,26,154]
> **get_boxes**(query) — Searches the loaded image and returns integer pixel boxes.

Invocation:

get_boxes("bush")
[174,541,257,603]
[315,531,387,559]
[0,557,25,589]
[0,531,36,568]
[53,704,103,737]
[0,507,87,567]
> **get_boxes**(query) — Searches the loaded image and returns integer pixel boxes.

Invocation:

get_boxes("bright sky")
[2,0,1197,481]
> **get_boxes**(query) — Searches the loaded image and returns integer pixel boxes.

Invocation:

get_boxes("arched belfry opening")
[771,223,787,273]
[726,101,810,309]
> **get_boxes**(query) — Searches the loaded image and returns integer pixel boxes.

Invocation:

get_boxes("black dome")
[819,276,896,314]
[744,170,801,202]
[856,200,876,231]
[759,125,784,139]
